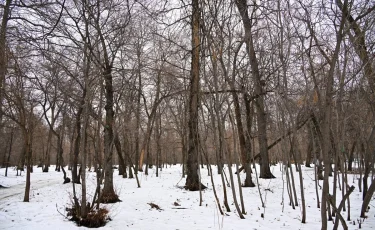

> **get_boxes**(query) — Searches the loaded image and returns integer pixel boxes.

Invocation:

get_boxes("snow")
[0,164,374,230]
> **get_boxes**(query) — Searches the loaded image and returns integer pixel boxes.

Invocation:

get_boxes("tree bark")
[185,0,206,191]
[0,0,12,131]
[348,141,356,171]
[23,129,32,202]
[4,127,14,177]
[72,97,84,184]
[101,66,119,202]
[235,0,274,178]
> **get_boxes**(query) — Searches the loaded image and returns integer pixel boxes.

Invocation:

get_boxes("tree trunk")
[135,48,142,172]
[101,66,119,203]
[228,76,254,186]
[156,111,161,177]
[185,0,206,191]
[139,64,162,170]
[306,122,314,167]
[348,141,356,171]
[235,0,274,178]
[318,1,347,227]
[43,128,52,172]
[23,130,32,202]
[0,0,12,131]
[5,127,14,177]
[114,133,127,178]
[72,96,84,184]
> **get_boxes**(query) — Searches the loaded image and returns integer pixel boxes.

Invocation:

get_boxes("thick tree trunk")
[185,0,206,191]
[0,0,12,131]
[101,67,119,203]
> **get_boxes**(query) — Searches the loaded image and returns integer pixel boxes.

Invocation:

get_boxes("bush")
[66,205,110,228]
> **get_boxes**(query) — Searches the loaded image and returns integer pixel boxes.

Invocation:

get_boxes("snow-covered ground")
[0,164,374,230]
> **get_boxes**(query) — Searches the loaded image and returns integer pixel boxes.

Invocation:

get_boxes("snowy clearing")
[0,164,374,230]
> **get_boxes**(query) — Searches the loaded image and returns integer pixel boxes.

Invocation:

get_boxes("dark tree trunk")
[185,0,206,191]
[23,130,32,202]
[235,0,274,178]
[306,122,314,167]
[43,129,52,172]
[0,0,12,132]
[362,142,370,200]
[101,67,119,203]
[72,96,85,184]
[347,141,356,171]
[5,127,14,177]
[361,178,375,218]
[244,94,256,187]
[156,112,161,177]
[114,133,127,178]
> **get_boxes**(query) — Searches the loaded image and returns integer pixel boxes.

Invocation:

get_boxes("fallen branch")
[148,202,163,211]
[330,185,355,230]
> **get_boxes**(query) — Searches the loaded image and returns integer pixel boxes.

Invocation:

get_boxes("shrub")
[66,205,110,228]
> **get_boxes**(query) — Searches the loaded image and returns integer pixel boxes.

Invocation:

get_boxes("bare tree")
[185,0,206,191]
[235,0,275,179]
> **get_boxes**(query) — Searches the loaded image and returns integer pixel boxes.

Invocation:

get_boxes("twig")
[56,204,69,220]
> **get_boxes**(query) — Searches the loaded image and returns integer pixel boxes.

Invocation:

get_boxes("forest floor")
[0,164,374,230]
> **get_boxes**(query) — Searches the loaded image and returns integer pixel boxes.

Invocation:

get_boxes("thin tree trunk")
[312,127,320,208]
[72,98,84,184]
[43,128,52,172]
[230,112,246,215]
[235,0,274,179]
[360,125,375,217]
[156,111,161,177]
[295,143,306,223]
[317,1,347,227]
[114,133,127,178]
[135,49,142,173]
[225,135,245,219]
[23,130,32,202]
[5,127,14,177]
[348,141,356,171]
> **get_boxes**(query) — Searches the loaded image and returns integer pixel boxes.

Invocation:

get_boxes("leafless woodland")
[0,0,374,229]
